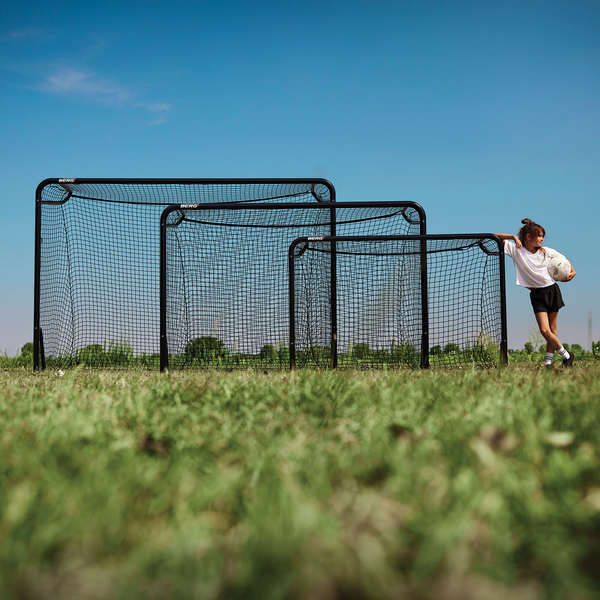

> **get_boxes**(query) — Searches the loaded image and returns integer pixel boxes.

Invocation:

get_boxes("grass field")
[1,364,599,599]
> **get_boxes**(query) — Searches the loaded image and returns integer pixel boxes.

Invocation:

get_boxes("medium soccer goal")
[288,235,508,369]
[160,202,426,370]
[34,178,337,370]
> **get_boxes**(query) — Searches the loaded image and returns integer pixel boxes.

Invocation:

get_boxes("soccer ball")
[547,256,570,281]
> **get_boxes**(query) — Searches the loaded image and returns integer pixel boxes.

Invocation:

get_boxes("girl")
[496,218,576,367]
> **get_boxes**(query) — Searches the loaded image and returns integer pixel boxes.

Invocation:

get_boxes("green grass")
[1,365,599,599]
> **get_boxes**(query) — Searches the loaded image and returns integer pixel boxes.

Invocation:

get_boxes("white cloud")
[39,65,131,102]
[0,28,45,42]
[138,101,171,112]
[0,51,171,120]
[34,63,170,119]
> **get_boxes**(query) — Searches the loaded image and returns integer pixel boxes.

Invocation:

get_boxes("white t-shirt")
[504,242,568,289]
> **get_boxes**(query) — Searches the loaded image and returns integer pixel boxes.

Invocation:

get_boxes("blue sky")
[1,0,599,356]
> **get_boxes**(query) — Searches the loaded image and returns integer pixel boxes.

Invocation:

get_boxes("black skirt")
[529,283,565,314]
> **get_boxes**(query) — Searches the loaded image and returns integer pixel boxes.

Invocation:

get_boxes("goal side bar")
[288,234,507,369]
[159,201,426,371]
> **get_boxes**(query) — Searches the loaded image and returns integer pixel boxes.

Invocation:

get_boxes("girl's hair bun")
[518,218,545,244]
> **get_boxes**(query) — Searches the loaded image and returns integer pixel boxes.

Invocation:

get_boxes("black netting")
[40,197,165,367]
[426,238,504,368]
[291,236,505,369]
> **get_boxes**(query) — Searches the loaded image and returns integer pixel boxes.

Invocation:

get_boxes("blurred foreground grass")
[0,365,599,599]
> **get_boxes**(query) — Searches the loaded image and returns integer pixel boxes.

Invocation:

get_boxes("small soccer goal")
[34,178,337,369]
[160,202,425,370]
[288,235,508,369]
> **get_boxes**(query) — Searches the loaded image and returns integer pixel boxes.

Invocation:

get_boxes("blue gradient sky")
[1,0,599,355]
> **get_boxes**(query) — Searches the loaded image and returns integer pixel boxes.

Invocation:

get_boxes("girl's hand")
[563,269,575,282]
[514,235,522,248]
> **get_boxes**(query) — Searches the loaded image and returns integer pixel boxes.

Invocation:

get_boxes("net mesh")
[164,205,422,368]
[291,236,504,369]
[37,180,333,368]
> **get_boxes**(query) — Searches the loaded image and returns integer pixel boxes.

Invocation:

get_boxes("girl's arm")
[495,233,522,248]
[563,260,576,282]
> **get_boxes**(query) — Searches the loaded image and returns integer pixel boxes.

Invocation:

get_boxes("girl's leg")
[536,311,573,366]
[535,311,561,353]
[548,311,559,340]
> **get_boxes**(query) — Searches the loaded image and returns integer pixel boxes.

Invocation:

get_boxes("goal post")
[160,202,426,371]
[288,234,507,369]
[34,178,336,370]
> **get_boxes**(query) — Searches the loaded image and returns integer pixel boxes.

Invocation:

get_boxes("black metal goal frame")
[34,178,336,370]
[288,234,508,369]
[159,202,426,371]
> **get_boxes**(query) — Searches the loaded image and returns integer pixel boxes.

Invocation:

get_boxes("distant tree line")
[3,337,600,369]
[509,341,597,362]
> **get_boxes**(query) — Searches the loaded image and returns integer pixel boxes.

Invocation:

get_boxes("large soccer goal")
[34,178,337,370]
[160,202,426,370]
[288,235,508,369]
